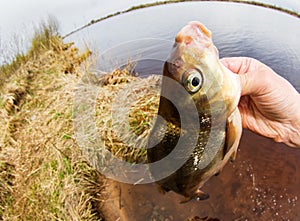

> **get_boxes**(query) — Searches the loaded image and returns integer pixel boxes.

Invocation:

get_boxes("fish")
[147,21,242,203]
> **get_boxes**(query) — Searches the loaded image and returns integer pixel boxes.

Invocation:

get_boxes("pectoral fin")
[223,108,242,161]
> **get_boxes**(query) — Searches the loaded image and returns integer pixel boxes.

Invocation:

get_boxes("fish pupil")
[192,77,200,87]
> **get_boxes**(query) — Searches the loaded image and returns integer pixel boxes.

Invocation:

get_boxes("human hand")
[221,57,300,147]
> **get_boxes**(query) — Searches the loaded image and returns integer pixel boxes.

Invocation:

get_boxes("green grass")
[0,19,61,92]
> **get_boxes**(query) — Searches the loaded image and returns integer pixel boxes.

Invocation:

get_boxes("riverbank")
[0,23,105,220]
[0,20,162,220]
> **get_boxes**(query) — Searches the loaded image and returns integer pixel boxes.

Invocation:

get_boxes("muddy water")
[103,130,300,220]
[69,1,300,220]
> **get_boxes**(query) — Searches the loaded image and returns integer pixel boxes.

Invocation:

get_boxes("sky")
[0,0,162,36]
[0,0,155,63]
[0,0,299,64]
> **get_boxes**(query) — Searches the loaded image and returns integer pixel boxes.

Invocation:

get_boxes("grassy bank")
[0,20,161,220]
[0,23,104,220]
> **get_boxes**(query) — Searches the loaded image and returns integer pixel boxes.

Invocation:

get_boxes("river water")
[67,1,300,91]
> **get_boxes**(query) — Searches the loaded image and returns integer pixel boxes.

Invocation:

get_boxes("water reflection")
[67,1,300,91]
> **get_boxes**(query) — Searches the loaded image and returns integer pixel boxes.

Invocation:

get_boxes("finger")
[237,96,251,129]
[221,57,256,96]
[238,73,255,96]
[220,57,254,74]
[221,57,267,96]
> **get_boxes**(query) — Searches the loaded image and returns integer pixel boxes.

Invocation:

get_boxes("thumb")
[221,57,263,96]
[238,72,256,96]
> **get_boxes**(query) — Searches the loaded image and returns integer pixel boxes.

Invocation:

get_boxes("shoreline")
[63,0,300,39]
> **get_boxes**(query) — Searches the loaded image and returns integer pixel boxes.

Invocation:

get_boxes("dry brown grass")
[94,68,161,164]
[0,25,104,220]
[0,21,162,220]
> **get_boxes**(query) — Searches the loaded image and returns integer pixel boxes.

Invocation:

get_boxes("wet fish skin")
[147,21,242,202]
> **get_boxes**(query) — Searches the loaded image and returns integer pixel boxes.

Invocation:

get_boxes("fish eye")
[182,69,203,93]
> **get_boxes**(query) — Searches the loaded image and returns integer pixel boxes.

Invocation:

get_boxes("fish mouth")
[175,21,212,47]
[174,21,220,61]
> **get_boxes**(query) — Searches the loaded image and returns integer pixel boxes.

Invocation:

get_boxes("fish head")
[163,21,240,116]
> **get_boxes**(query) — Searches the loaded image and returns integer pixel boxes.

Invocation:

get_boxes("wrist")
[277,94,300,147]
[286,94,300,147]
[288,116,300,147]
